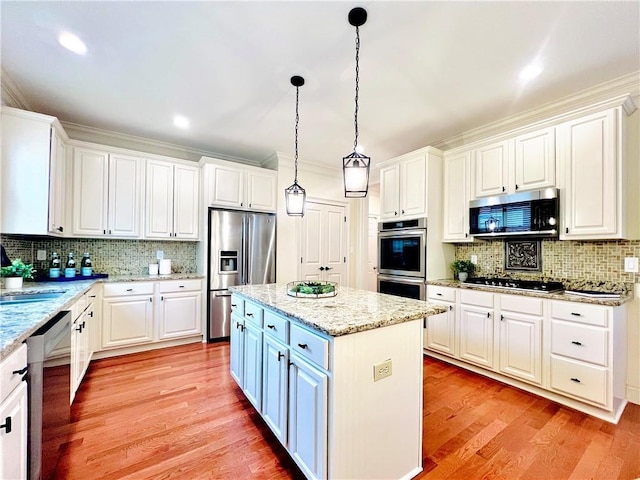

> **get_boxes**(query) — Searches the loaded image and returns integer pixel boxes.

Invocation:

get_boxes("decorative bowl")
[287,281,337,298]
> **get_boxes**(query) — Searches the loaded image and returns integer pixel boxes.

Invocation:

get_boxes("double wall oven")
[377,218,427,300]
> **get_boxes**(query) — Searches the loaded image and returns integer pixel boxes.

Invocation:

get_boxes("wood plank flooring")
[54,342,640,479]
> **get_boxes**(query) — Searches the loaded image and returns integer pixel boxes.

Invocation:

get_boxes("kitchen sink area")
[0,292,64,305]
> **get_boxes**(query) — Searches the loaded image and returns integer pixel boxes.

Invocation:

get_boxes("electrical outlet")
[624,257,638,273]
[156,250,164,260]
[471,255,478,265]
[373,359,392,382]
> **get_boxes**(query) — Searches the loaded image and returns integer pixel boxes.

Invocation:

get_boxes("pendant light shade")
[343,7,370,198]
[285,75,306,216]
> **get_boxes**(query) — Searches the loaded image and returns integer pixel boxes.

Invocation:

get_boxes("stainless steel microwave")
[469,188,559,238]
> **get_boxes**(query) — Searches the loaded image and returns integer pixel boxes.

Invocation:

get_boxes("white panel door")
[474,140,510,197]
[173,164,200,239]
[399,153,427,218]
[459,305,495,369]
[379,164,400,220]
[158,292,202,340]
[108,153,142,237]
[514,127,556,192]
[48,129,67,235]
[145,160,174,238]
[229,314,245,388]
[209,165,244,208]
[300,204,324,282]
[101,296,153,348]
[0,381,28,480]
[324,204,347,285]
[73,148,109,236]
[247,169,277,212]
[498,312,542,385]
[443,150,472,242]
[243,322,263,411]
[288,354,327,480]
[261,334,288,444]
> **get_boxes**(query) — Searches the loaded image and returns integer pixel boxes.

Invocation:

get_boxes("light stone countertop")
[0,273,205,359]
[427,279,633,307]
[229,283,447,337]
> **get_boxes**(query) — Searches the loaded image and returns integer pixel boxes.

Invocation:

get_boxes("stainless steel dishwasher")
[27,310,71,480]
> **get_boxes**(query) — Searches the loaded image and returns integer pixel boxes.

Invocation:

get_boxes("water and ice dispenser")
[219,250,237,273]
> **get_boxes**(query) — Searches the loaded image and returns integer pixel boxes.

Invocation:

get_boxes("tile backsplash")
[0,235,197,276]
[455,239,640,284]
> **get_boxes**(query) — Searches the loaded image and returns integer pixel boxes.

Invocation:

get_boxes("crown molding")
[0,69,32,110]
[433,71,640,151]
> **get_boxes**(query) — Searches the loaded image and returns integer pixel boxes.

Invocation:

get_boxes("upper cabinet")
[472,127,555,198]
[558,104,639,240]
[442,150,472,243]
[145,160,199,240]
[1,107,69,236]
[203,158,277,212]
[72,148,144,238]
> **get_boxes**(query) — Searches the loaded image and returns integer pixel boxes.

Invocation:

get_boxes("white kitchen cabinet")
[145,160,199,240]
[497,295,543,386]
[230,313,245,388]
[425,286,457,357]
[73,148,144,238]
[442,149,473,242]
[203,158,277,212]
[379,149,429,220]
[262,333,289,444]
[70,288,98,402]
[513,127,556,192]
[458,290,495,370]
[0,344,28,480]
[101,283,154,349]
[472,139,511,198]
[1,107,69,236]
[157,280,202,340]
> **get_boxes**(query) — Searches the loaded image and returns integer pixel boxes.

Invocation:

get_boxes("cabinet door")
[559,109,618,239]
[443,150,472,242]
[514,127,555,192]
[158,291,202,340]
[0,381,28,480]
[262,335,288,444]
[288,353,327,480]
[498,312,542,385]
[173,164,200,239]
[379,164,400,220]
[473,140,510,197]
[247,169,277,212]
[399,154,427,218]
[108,154,143,237]
[425,303,456,357]
[243,322,263,411]
[145,160,174,239]
[230,314,245,388]
[73,148,109,236]
[209,164,244,208]
[102,296,153,349]
[48,129,67,235]
[459,305,494,369]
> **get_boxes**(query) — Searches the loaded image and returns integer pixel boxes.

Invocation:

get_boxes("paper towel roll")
[159,259,172,275]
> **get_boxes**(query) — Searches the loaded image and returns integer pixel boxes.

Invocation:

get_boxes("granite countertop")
[0,273,205,360]
[230,283,447,337]
[427,279,633,307]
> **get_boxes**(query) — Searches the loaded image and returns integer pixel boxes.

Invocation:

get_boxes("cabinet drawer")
[244,301,263,327]
[428,286,456,302]
[230,295,245,317]
[551,320,608,366]
[551,301,608,327]
[290,322,329,370]
[500,294,543,316]
[0,344,27,402]
[103,282,154,297]
[550,355,608,407]
[460,289,494,308]
[264,310,289,344]
[158,279,201,293]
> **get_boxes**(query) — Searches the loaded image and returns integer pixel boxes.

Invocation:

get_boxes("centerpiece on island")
[287,280,337,298]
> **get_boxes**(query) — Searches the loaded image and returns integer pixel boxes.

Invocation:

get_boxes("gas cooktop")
[463,277,564,294]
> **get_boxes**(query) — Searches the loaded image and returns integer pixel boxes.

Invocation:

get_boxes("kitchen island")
[229,283,446,480]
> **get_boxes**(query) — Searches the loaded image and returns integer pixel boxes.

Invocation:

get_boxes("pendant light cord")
[353,25,360,151]
[294,85,300,182]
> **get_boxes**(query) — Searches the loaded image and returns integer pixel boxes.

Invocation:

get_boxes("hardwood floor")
[55,342,640,479]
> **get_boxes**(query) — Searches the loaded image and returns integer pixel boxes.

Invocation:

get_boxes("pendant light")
[284,75,307,216]
[343,7,370,198]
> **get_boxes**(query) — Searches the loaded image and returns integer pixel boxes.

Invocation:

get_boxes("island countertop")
[229,283,447,337]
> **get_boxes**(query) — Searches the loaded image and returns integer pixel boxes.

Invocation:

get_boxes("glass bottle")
[80,252,93,276]
[49,252,61,279]
[65,252,76,278]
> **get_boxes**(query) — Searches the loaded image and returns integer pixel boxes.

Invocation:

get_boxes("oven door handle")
[378,229,426,239]
[377,275,426,285]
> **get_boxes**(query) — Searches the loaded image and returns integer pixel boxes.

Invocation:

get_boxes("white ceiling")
[2,1,639,175]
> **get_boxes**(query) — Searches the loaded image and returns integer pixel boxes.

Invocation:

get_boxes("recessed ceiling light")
[173,115,190,129]
[519,61,543,83]
[58,32,87,55]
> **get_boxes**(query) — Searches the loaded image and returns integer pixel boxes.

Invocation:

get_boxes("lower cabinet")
[261,334,289,444]
[157,281,202,340]
[102,286,155,349]
[425,286,457,357]
[229,313,245,388]
[243,321,263,411]
[458,290,495,370]
[71,287,98,401]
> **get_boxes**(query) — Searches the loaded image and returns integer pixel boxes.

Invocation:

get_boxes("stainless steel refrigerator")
[208,209,276,340]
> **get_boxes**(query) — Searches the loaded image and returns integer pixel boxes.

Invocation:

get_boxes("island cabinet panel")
[242,321,263,411]
[229,313,245,388]
[261,334,289,444]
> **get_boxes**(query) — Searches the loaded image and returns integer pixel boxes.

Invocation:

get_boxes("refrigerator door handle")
[214,291,232,297]
[241,216,247,285]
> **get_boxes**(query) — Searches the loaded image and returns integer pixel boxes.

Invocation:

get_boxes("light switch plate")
[156,250,164,260]
[36,250,47,261]
[624,257,638,273]
[373,359,392,382]
[471,255,478,265]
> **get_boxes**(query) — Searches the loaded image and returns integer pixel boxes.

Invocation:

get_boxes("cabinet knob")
[465,233,468,238]
[449,305,453,311]
[515,184,519,190]
[319,266,326,271]
[502,186,506,192]
[401,209,405,214]
[487,312,491,318]
[394,211,398,216]
[57,226,64,232]
[566,227,569,234]
[0,416,12,434]
[500,314,504,321]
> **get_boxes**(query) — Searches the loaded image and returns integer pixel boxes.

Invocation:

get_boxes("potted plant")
[1,258,35,289]
[451,259,475,282]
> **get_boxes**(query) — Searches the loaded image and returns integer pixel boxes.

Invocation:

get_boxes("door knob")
[319,266,326,271]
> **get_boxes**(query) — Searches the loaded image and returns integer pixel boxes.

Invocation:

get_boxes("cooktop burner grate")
[463,277,564,293]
